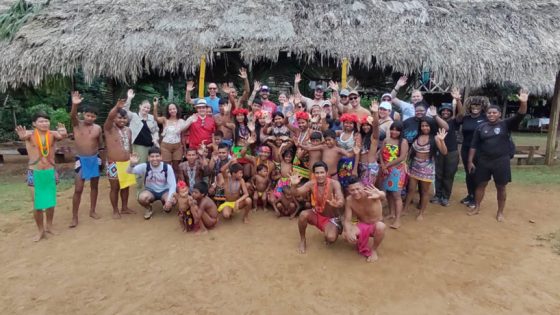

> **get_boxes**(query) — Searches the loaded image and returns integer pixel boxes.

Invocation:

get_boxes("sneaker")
[467,201,476,209]
[430,196,441,204]
[144,206,153,220]
[460,195,472,204]
[440,198,450,207]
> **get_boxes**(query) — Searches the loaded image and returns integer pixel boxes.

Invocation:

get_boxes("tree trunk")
[545,71,560,165]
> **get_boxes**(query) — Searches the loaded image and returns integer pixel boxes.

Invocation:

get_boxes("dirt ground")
[1,155,560,314]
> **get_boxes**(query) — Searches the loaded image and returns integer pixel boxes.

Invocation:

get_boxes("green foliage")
[0,0,42,40]
[26,104,71,131]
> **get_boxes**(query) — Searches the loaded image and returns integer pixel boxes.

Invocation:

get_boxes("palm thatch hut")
[1,0,560,163]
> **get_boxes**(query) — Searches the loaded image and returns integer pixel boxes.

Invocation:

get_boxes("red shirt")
[184,116,216,149]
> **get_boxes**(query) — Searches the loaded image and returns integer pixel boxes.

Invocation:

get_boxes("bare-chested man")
[69,91,103,228]
[218,162,252,223]
[343,177,387,262]
[341,90,370,120]
[289,161,345,253]
[15,112,67,241]
[103,99,135,219]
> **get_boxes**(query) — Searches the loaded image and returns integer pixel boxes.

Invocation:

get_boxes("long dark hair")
[234,115,249,144]
[410,118,436,160]
[360,123,373,152]
[165,103,182,119]
[387,121,405,156]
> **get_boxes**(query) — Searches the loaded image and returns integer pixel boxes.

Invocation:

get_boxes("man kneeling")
[128,147,176,219]
[290,161,345,254]
[343,177,386,262]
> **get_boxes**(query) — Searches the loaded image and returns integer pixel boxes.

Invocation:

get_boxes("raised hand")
[320,111,327,120]
[364,185,381,199]
[328,80,339,91]
[366,116,374,125]
[127,89,135,99]
[289,173,302,186]
[247,134,257,144]
[238,67,248,79]
[428,105,438,117]
[186,81,195,92]
[265,113,273,125]
[370,100,379,112]
[247,120,256,132]
[56,122,67,132]
[310,116,319,124]
[451,86,462,100]
[153,97,159,106]
[130,153,139,165]
[286,111,294,119]
[253,81,261,92]
[116,99,127,108]
[294,73,302,84]
[436,128,448,141]
[15,125,27,139]
[224,101,232,113]
[396,76,408,88]
[221,83,232,94]
[71,91,83,105]
[517,88,529,103]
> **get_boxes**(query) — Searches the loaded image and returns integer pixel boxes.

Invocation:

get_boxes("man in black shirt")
[467,89,528,222]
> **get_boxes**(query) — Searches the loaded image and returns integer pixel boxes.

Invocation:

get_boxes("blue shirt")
[194,96,220,114]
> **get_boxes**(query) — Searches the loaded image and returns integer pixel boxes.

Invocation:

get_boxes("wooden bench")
[0,149,22,164]
[0,148,67,164]
[513,145,543,165]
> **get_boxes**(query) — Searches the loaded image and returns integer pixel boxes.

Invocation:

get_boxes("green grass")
[456,164,560,186]
[511,131,549,148]
[0,177,73,213]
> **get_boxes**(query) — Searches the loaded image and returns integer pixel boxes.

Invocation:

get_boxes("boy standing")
[69,91,103,228]
[15,113,67,241]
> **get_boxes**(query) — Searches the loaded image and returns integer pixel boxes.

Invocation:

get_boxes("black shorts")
[474,155,511,186]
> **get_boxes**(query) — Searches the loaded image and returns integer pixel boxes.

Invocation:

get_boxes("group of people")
[17,69,529,263]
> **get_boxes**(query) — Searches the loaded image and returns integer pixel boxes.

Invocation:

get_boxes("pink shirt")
[261,100,277,113]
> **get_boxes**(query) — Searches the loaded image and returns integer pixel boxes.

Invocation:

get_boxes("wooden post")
[341,58,348,89]
[198,55,206,99]
[545,71,560,165]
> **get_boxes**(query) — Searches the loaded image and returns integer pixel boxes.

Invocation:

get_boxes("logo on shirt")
[494,127,501,134]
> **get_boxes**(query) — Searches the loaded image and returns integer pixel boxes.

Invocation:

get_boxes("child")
[272,184,299,219]
[251,164,271,212]
[69,91,103,228]
[178,148,209,193]
[15,112,67,241]
[298,129,357,179]
[219,163,252,223]
[177,181,194,231]
[379,121,409,229]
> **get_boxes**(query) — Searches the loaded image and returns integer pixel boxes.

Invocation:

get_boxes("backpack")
[144,162,169,184]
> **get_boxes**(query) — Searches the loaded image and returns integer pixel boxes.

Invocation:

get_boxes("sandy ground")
[1,156,560,314]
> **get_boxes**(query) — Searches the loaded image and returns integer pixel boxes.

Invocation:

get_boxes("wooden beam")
[545,71,560,165]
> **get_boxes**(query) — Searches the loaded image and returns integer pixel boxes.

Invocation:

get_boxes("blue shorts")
[145,188,169,202]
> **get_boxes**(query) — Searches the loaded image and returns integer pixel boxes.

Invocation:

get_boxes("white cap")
[380,101,392,111]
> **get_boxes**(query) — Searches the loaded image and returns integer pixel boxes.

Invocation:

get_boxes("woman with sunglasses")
[341,90,370,120]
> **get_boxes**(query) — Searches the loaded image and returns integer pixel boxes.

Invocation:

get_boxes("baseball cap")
[315,85,324,91]
[380,101,392,111]
[349,90,359,96]
[381,93,392,101]
[340,89,350,97]
[260,85,270,92]
[438,103,453,113]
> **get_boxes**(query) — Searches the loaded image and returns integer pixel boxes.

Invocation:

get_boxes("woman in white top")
[153,99,187,179]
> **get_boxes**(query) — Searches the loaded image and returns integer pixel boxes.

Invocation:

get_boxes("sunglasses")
[382,98,391,101]
[349,96,358,100]
[208,87,217,90]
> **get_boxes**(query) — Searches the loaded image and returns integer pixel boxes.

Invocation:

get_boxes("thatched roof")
[1,0,559,93]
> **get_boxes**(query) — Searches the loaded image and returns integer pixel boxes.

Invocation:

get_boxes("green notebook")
[33,168,57,210]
